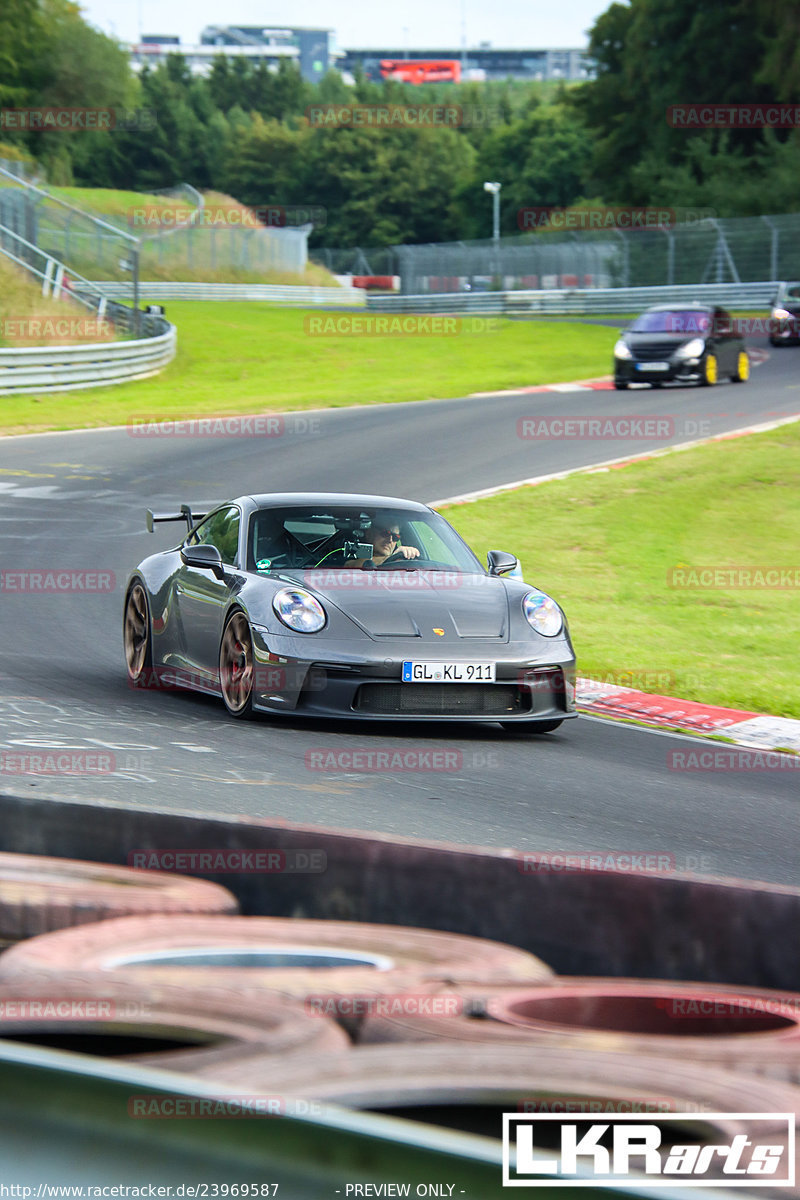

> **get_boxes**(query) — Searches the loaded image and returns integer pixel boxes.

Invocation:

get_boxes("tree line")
[1,0,798,249]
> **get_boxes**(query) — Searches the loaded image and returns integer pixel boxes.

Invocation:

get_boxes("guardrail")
[0,325,176,395]
[90,281,366,305]
[366,282,782,314]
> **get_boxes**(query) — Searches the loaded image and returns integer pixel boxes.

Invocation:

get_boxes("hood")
[301,569,510,641]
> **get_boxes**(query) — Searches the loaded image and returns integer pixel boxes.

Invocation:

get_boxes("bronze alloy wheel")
[124,582,151,681]
[219,610,254,717]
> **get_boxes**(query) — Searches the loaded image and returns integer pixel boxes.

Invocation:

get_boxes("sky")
[78,0,611,50]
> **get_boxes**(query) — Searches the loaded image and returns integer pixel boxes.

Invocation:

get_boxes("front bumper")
[249,629,577,724]
[614,355,704,385]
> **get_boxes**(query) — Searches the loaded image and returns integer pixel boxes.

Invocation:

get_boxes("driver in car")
[346,522,421,567]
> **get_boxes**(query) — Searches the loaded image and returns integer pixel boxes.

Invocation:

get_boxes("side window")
[715,309,731,336]
[187,506,240,566]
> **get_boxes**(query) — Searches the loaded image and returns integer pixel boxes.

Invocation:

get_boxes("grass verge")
[0,305,614,435]
[440,420,800,717]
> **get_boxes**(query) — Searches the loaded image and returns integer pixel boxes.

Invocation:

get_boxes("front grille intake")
[354,683,529,717]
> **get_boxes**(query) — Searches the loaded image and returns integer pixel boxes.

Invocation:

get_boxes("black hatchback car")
[613,304,749,389]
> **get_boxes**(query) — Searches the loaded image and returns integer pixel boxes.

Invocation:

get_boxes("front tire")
[700,353,718,386]
[501,719,563,735]
[614,380,629,391]
[124,581,152,683]
[219,610,254,718]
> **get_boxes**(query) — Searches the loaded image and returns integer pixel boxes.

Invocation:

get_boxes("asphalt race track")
[1,329,798,887]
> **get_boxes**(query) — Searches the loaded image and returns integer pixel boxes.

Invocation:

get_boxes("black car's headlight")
[614,339,632,359]
[674,337,705,359]
[773,307,793,321]
[273,588,327,633]
[523,592,563,637]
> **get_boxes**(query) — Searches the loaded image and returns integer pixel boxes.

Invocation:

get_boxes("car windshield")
[629,310,711,334]
[247,505,484,573]
[784,285,800,299]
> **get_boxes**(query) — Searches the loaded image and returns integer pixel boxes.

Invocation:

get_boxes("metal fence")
[310,246,400,277]
[0,163,312,285]
[376,213,800,295]
[0,326,177,396]
[367,281,782,314]
[90,282,365,305]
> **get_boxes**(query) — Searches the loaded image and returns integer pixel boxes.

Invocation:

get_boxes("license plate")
[402,661,496,683]
[636,361,669,371]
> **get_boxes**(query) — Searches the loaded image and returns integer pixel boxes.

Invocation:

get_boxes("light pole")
[483,180,501,286]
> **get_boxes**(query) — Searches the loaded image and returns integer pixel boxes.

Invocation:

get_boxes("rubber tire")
[173,1041,800,1163]
[614,381,628,390]
[0,851,238,942]
[700,353,718,386]
[501,720,563,735]
[0,914,555,1043]
[219,609,254,719]
[731,350,750,382]
[357,978,800,1082]
[123,580,152,683]
[0,971,347,1072]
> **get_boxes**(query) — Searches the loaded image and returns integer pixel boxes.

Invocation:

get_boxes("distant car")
[769,282,800,346]
[613,304,749,389]
[123,492,577,734]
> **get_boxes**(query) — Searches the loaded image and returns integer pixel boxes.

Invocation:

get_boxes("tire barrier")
[357,978,800,1082]
[0,912,555,984]
[0,852,238,943]
[175,1041,800,1174]
[0,972,348,1073]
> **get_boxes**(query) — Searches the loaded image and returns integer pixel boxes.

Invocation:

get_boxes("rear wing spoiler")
[146,504,207,533]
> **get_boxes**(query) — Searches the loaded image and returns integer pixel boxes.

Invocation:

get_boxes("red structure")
[379,59,462,84]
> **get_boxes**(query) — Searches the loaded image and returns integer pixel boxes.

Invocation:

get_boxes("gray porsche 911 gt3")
[123,492,577,733]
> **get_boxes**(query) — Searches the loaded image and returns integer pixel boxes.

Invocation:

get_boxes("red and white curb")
[470,376,614,397]
[576,679,800,754]
[468,351,768,399]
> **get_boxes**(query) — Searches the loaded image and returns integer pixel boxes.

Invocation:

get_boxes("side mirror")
[487,550,520,577]
[181,543,225,580]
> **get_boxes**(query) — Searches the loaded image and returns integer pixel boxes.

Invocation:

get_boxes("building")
[129,26,339,83]
[340,47,593,82]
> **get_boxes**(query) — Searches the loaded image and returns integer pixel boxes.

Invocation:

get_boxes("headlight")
[523,592,563,637]
[674,337,705,359]
[614,339,632,359]
[773,307,792,320]
[272,588,326,633]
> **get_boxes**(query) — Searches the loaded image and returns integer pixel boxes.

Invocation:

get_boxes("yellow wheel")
[701,353,718,386]
[732,350,750,382]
